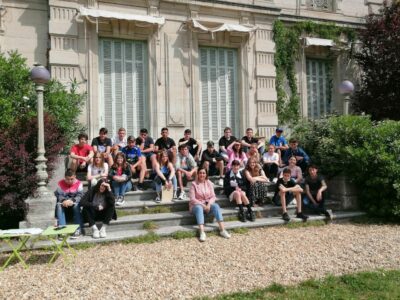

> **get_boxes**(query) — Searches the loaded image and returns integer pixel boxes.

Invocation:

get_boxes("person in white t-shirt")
[87,152,109,188]
[111,127,128,156]
[262,144,280,182]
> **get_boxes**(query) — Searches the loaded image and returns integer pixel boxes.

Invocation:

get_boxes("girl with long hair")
[109,152,132,206]
[244,157,270,206]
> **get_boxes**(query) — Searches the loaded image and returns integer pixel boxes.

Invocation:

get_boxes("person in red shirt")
[69,133,94,172]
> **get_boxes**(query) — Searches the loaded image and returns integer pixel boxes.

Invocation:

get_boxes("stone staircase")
[0,175,364,252]
[65,176,365,245]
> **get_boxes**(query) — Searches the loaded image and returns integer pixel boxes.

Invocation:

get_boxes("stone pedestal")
[328,174,359,210]
[19,188,56,229]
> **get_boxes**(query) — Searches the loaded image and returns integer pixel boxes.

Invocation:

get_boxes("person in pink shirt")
[189,168,231,242]
[226,140,248,169]
[69,133,94,172]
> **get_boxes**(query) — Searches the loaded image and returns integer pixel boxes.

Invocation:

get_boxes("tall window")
[200,47,238,142]
[99,39,147,137]
[306,58,332,118]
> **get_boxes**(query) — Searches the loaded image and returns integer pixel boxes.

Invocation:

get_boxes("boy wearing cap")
[269,128,288,165]
[178,129,202,162]
[122,136,146,190]
[201,141,225,186]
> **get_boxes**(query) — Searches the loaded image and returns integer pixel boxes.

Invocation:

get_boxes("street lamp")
[20,65,55,229]
[339,80,354,115]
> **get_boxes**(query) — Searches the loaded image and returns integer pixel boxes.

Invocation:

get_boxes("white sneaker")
[92,225,100,239]
[173,191,178,199]
[219,229,231,239]
[115,196,122,206]
[99,225,107,238]
[119,196,125,205]
[155,195,161,203]
[218,178,224,186]
[178,191,187,200]
[199,231,206,242]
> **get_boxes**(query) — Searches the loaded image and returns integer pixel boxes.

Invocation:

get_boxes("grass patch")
[171,231,197,240]
[199,269,400,300]
[231,227,249,234]
[223,216,239,222]
[285,220,326,229]
[143,220,158,231]
[122,232,160,244]
[116,209,138,217]
[143,206,171,214]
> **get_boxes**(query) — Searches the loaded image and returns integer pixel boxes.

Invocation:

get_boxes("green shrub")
[292,115,400,219]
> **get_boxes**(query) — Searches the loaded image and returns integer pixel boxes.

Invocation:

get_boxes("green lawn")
[201,269,400,300]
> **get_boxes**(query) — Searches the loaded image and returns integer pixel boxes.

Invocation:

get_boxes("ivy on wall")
[272,20,356,125]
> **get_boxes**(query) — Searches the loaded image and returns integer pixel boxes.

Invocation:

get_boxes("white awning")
[189,19,256,33]
[79,7,165,25]
[305,37,334,47]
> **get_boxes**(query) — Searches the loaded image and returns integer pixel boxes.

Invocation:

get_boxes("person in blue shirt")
[269,128,288,165]
[122,136,146,190]
[282,138,310,173]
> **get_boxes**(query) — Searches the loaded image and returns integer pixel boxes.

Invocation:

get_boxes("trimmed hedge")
[292,115,400,219]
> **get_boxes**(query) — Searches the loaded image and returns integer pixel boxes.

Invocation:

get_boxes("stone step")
[2,211,366,251]
[117,191,277,212]
[98,202,339,232]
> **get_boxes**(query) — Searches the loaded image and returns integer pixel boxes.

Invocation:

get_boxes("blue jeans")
[112,180,132,197]
[303,195,326,214]
[192,203,223,225]
[56,202,83,230]
[154,175,177,192]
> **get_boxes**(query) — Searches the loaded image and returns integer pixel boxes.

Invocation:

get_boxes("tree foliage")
[353,0,400,120]
[0,50,86,146]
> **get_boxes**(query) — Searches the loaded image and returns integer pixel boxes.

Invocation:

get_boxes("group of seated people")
[55,126,331,241]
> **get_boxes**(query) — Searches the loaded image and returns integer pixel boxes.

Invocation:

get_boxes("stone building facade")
[0,0,383,143]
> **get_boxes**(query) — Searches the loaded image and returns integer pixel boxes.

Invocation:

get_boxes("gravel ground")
[0,224,399,299]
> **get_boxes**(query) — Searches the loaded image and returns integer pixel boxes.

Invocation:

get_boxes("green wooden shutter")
[99,39,148,137]
[200,47,238,143]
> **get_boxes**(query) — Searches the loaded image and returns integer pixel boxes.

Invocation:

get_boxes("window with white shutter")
[99,39,148,137]
[200,47,238,143]
[306,58,332,119]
